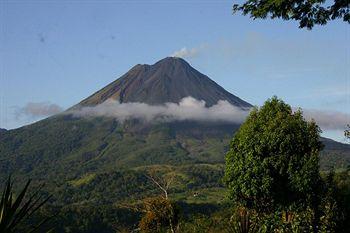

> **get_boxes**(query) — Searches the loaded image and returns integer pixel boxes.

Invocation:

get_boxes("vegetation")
[224,96,348,232]
[0,176,51,233]
[232,0,350,29]
[0,98,349,232]
[0,116,347,191]
[225,97,322,214]
[139,197,180,233]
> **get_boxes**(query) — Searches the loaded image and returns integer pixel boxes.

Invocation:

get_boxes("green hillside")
[0,116,233,205]
[1,115,349,204]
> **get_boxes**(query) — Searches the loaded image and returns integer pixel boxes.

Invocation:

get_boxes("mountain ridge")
[77,57,252,108]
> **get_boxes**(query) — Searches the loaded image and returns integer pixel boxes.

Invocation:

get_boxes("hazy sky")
[0,0,349,142]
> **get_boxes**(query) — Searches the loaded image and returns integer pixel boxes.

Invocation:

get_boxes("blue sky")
[0,0,349,142]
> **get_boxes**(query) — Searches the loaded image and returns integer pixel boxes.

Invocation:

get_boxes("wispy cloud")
[68,96,349,131]
[301,109,350,131]
[171,45,207,59]
[69,97,249,123]
[171,47,199,58]
[16,102,63,119]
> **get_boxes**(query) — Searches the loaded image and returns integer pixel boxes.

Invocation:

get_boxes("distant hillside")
[320,137,350,170]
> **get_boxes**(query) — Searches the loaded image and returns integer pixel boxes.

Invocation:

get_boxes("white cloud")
[16,102,63,119]
[171,47,201,59]
[301,109,350,131]
[67,97,349,131]
[69,97,249,124]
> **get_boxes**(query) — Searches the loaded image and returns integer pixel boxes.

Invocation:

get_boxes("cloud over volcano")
[69,96,349,132]
[69,97,250,123]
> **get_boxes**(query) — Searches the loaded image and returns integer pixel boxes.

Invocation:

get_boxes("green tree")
[224,97,323,218]
[232,0,350,29]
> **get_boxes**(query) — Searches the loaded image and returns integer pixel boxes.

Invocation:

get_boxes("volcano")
[0,57,349,212]
[0,57,253,188]
[78,57,251,108]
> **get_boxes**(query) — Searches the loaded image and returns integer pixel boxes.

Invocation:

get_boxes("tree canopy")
[233,0,350,29]
[224,96,323,213]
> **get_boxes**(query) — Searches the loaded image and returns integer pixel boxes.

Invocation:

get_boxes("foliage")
[0,176,51,233]
[316,170,350,232]
[318,171,342,232]
[178,214,230,233]
[233,0,350,29]
[139,197,180,233]
[230,207,258,233]
[7,170,349,232]
[225,96,323,213]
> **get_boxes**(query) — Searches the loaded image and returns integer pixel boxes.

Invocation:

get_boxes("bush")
[139,197,180,233]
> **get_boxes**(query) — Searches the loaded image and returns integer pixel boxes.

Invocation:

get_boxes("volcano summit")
[77,57,251,108]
